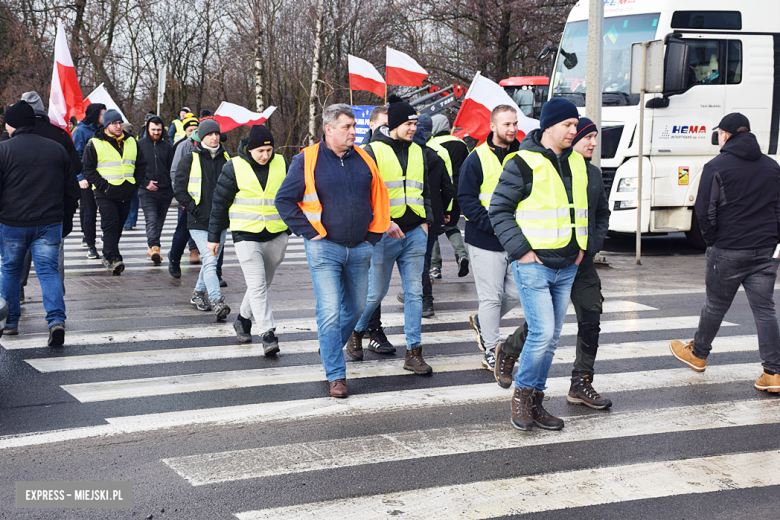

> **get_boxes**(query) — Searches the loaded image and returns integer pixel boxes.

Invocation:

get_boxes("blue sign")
[351,105,376,143]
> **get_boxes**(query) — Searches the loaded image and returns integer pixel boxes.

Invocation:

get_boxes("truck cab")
[551,1,780,248]
[500,76,549,119]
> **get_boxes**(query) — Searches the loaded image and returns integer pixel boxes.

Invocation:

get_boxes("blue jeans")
[124,190,139,227]
[512,261,578,390]
[169,205,197,262]
[189,229,226,303]
[1,223,66,328]
[304,238,373,381]
[355,225,427,349]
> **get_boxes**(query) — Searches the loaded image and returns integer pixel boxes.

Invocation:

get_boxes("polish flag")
[348,55,386,99]
[386,47,428,87]
[84,84,127,122]
[453,72,539,144]
[213,102,276,133]
[48,20,86,129]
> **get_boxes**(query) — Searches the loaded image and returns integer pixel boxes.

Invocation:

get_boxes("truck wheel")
[685,210,707,251]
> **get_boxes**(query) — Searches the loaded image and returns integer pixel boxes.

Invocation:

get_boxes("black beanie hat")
[247,125,274,150]
[387,96,418,131]
[539,97,579,131]
[572,117,598,147]
[4,101,36,129]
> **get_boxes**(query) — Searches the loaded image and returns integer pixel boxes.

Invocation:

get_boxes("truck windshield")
[552,13,660,107]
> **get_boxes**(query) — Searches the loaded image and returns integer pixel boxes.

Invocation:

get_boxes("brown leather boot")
[494,341,517,389]
[190,249,201,265]
[403,347,432,374]
[567,373,612,409]
[532,390,564,430]
[510,387,534,430]
[329,378,348,398]
[149,246,162,265]
[345,330,364,361]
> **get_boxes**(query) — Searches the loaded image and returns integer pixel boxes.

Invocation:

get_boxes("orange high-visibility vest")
[298,143,390,238]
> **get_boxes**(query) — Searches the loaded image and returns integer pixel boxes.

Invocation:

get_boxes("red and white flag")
[213,102,276,133]
[453,72,539,144]
[84,84,127,122]
[386,47,428,87]
[348,55,386,99]
[48,20,86,129]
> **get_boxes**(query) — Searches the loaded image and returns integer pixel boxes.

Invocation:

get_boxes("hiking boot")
[19,287,25,305]
[670,340,706,372]
[422,301,435,318]
[345,330,364,361]
[262,330,280,356]
[190,249,201,265]
[367,327,396,354]
[403,347,432,375]
[111,259,125,276]
[430,267,442,279]
[190,290,211,311]
[213,296,230,321]
[219,276,228,288]
[567,373,612,409]
[754,370,780,392]
[149,246,162,265]
[482,347,496,371]
[3,326,19,336]
[469,314,486,352]
[457,255,470,277]
[494,341,517,389]
[168,260,181,279]
[510,387,535,430]
[532,390,564,430]
[329,378,348,398]
[233,315,252,343]
[47,322,65,347]
[86,247,100,260]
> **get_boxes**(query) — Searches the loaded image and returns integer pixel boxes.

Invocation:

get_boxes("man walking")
[489,98,587,431]
[81,109,146,275]
[276,104,389,398]
[209,125,288,353]
[174,119,231,320]
[72,102,105,259]
[458,105,521,370]
[493,117,612,410]
[347,98,434,374]
[0,102,79,345]
[137,115,174,265]
[671,113,780,392]
[168,114,201,275]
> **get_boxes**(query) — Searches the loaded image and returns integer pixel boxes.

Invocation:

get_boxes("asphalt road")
[0,209,778,519]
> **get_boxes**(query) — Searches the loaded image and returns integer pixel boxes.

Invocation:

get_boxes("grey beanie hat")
[21,91,45,114]
[197,119,221,140]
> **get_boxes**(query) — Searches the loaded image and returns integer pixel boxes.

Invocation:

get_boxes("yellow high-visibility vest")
[474,141,503,210]
[371,141,426,219]
[188,150,230,205]
[172,119,186,142]
[91,137,137,189]
[228,155,288,233]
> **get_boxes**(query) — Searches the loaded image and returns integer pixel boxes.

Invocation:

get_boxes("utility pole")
[585,0,603,167]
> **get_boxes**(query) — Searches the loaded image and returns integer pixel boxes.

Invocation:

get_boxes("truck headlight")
[614,200,638,210]
[617,177,638,192]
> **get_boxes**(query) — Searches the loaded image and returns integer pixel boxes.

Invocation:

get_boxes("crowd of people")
[1,91,779,430]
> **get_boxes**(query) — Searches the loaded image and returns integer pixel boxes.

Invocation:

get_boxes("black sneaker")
[430,267,442,279]
[219,277,228,288]
[86,247,100,260]
[19,287,25,305]
[422,301,435,318]
[366,327,396,354]
[262,330,280,356]
[234,316,252,343]
[2,326,19,336]
[47,322,65,347]
[168,260,181,279]
[191,290,211,311]
[111,259,124,276]
[81,238,89,248]
[469,314,485,352]
[457,256,470,277]
[212,296,231,321]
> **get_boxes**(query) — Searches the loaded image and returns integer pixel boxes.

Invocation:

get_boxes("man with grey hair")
[276,104,390,398]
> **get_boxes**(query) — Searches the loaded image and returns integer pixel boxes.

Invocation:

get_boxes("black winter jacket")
[208,137,289,244]
[364,126,434,233]
[458,133,520,251]
[489,128,583,267]
[174,142,230,231]
[694,131,780,250]
[137,117,174,194]
[0,126,80,233]
[582,161,611,265]
[82,128,147,201]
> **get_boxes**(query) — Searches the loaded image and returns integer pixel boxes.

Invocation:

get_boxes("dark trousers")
[95,194,131,262]
[79,187,98,247]
[124,190,139,228]
[693,246,780,373]
[139,190,173,248]
[169,205,197,263]
[422,232,439,303]
[505,259,603,376]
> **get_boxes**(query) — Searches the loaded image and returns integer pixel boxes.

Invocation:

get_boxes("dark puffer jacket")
[489,128,584,268]
[81,127,147,202]
[174,142,230,231]
[582,161,611,264]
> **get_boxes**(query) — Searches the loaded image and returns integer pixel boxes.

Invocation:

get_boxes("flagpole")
[384,84,387,104]
[350,89,353,105]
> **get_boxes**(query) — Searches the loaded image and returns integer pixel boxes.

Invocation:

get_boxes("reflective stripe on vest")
[188,150,231,205]
[370,141,426,219]
[506,149,589,251]
[427,139,454,211]
[228,155,288,233]
[91,137,138,188]
[172,119,186,143]
[474,142,503,210]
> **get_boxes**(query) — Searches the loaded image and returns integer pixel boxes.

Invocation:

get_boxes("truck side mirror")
[711,131,719,145]
[664,40,691,96]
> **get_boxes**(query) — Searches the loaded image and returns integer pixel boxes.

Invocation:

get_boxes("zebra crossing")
[1,206,778,518]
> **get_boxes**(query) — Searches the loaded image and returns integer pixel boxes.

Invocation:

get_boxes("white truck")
[550,0,780,248]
